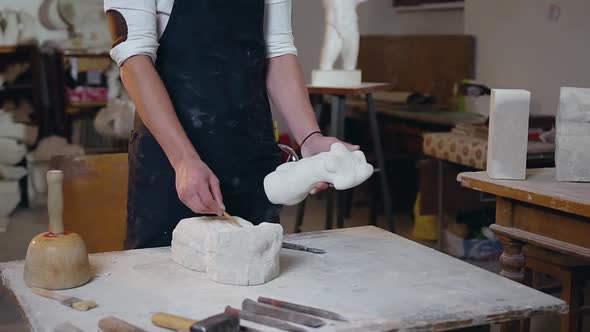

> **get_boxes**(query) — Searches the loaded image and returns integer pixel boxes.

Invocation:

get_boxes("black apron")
[125,0,282,249]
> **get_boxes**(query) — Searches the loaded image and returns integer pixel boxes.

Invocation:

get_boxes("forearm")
[120,55,199,168]
[266,54,320,145]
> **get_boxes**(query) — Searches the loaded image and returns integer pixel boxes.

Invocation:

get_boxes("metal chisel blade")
[258,297,348,322]
[282,242,326,254]
[242,299,325,328]
[225,306,307,332]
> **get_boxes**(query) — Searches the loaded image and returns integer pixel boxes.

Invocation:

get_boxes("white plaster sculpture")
[2,10,20,46]
[172,216,283,286]
[555,87,590,182]
[0,137,27,165]
[264,143,374,206]
[18,11,36,44]
[311,0,368,87]
[486,89,530,180]
[0,165,27,180]
[94,99,135,139]
[0,180,20,226]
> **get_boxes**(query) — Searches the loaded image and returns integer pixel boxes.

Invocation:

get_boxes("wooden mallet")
[23,170,91,290]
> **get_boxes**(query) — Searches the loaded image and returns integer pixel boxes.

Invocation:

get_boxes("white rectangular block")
[555,87,590,182]
[311,69,362,87]
[486,89,530,180]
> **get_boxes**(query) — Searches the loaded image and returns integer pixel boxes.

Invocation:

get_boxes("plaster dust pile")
[171,216,283,286]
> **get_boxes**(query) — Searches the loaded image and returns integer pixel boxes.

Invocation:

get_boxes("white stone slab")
[555,87,590,182]
[311,69,362,87]
[0,137,26,165]
[171,216,283,286]
[486,89,530,180]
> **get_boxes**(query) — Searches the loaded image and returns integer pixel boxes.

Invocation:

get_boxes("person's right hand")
[174,155,225,216]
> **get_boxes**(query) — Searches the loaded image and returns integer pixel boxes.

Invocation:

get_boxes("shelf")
[395,2,464,12]
[0,84,33,91]
[0,45,36,54]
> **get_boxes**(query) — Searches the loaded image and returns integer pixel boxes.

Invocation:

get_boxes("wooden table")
[1,227,565,331]
[300,83,394,234]
[458,168,590,331]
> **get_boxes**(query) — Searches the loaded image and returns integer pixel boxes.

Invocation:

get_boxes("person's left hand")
[300,133,360,195]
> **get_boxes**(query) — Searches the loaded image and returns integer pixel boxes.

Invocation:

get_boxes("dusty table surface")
[1,226,566,332]
[458,168,590,218]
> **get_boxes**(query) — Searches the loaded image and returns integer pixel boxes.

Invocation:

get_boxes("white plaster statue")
[312,0,368,87]
[172,216,283,286]
[555,87,590,182]
[18,11,37,44]
[264,143,374,206]
[2,10,20,46]
[320,0,368,71]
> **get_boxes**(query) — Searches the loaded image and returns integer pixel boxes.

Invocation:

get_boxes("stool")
[294,83,395,233]
[522,245,590,332]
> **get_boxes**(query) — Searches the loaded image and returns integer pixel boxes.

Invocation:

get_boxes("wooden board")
[458,168,590,218]
[358,35,475,104]
[1,227,566,332]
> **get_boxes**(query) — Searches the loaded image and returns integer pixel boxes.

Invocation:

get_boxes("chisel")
[242,299,325,328]
[225,306,307,332]
[281,242,326,254]
[31,287,97,311]
[258,297,348,321]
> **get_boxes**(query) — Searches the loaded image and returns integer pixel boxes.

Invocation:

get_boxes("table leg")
[365,93,395,232]
[497,235,526,283]
[294,200,306,233]
[324,95,342,230]
[437,159,445,251]
[312,94,323,121]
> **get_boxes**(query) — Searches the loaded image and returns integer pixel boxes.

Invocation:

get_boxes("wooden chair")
[51,153,128,253]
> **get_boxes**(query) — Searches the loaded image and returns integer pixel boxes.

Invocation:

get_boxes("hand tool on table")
[258,297,347,322]
[281,242,326,254]
[225,306,307,332]
[98,316,147,332]
[242,299,325,328]
[31,287,96,311]
[152,312,240,332]
[223,211,243,227]
[24,170,91,290]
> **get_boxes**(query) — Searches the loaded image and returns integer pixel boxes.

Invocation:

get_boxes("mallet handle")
[47,170,64,234]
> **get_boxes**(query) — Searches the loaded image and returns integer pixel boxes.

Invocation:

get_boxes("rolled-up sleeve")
[265,0,298,58]
[104,0,159,66]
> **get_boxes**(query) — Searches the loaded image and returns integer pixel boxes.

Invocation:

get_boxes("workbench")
[458,168,590,331]
[1,226,566,331]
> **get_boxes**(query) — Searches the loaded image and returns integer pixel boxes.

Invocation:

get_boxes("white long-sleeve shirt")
[104,0,298,66]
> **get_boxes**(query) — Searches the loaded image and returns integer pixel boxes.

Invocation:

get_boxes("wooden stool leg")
[561,271,583,332]
[497,236,526,332]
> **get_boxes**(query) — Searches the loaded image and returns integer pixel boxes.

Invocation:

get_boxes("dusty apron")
[125,0,281,249]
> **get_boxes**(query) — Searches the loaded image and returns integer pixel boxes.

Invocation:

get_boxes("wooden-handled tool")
[98,316,148,332]
[224,306,306,332]
[23,170,91,290]
[152,312,240,332]
[31,287,96,311]
[222,211,243,227]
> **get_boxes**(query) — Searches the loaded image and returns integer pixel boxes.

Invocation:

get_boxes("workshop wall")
[465,0,590,115]
[292,0,465,82]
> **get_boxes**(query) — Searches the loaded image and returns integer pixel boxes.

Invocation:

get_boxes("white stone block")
[486,89,530,180]
[311,70,362,87]
[0,180,20,217]
[555,87,590,182]
[0,138,27,165]
[171,216,283,286]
